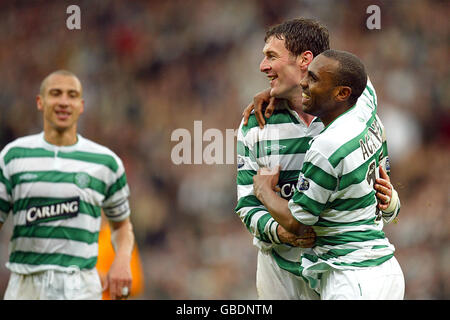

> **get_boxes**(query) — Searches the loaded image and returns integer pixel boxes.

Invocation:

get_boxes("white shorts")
[321,256,405,300]
[256,249,319,300]
[4,268,103,300]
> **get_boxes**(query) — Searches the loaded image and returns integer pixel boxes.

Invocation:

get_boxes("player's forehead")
[262,35,287,55]
[309,55,338,78]
[44,74,82,93]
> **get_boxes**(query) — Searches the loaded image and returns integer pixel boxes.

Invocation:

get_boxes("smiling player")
[0,70,135,300]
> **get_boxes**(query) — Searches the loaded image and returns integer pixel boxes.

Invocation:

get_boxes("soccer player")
[253,50,405,299]
[0,70,135,300]
[236,19,400,299]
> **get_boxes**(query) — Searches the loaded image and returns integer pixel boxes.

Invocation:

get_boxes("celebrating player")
[235,19,400,299]
[0,70,135,300]
[253,50,405,299]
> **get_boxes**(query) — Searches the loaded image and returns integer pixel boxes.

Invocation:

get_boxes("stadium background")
[0,0,448,299]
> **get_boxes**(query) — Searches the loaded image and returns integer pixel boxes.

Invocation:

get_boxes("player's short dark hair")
[321,49,367,106]
[264,18,330,57]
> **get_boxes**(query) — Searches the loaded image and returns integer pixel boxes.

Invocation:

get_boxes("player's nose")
[260,57,271,73]
[300,77,308,90]
[57,93,71,107]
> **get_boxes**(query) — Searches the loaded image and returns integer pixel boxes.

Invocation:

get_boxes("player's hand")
[103,255,132,300]
[277,224,316,248]
[374,165,392,211]
[253,166,281,201]
[242,88,276,128]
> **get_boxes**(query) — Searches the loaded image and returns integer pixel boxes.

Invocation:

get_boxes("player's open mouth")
[267,75,277,85]
[55,110,71,120]
[302,92,311,100]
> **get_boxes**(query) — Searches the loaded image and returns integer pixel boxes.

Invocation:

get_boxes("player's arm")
[235,120,314,247]
[374,119,401,224]
[235,120,282,247]
[102,158,134,300]
[242,88,279,128]
[283,150,336,233]
[253,166,312,236]
[375,165,400,224]
[0,155,12,229]
[104,217,134,300]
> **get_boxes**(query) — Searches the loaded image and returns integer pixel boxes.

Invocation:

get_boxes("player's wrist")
[382,188,398,213]
[271,221,281,244]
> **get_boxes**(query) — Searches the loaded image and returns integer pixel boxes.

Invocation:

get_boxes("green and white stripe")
[235,103,323,252]
[0,132,130,274]
[287,82,396,278]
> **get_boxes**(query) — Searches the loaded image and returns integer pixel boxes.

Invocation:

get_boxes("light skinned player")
[253,50,405,299]
[0,70,135,300]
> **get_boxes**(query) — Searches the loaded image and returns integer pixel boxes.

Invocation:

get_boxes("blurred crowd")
[0,0,448,299]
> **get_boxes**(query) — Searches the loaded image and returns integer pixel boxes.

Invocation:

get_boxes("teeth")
[302,93,310,98]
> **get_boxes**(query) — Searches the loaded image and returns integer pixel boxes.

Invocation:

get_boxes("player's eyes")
[308,72,318,82]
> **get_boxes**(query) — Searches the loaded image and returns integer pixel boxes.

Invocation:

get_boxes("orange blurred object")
[96,221,144,300]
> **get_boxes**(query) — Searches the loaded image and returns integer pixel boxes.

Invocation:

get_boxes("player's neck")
[320,103,354,128]
[288,93,315,127]
[43,127,78,146]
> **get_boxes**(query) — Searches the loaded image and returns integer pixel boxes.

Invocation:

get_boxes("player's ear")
[335,86,352,102]
[36,95,44,111]
[298,51,313,70]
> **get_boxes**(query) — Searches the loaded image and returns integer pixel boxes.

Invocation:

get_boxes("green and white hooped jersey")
[288,82,396,285]
[235,102,324,256]
[0,132,130,274]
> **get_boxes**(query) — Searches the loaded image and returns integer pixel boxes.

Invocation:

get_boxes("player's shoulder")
[309,132,340,161]
[77,135,125,170]
[78,135,116,154]
[238,112,259,134]
[311,114,362,160]
[239,108,296,137]
[7,133,41,147]
[358,77,377,111]
[0,133,41,157]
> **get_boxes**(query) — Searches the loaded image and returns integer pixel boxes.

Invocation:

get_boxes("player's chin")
[53,119,74,131]
[270,86,285,98]
[302,101,312,112]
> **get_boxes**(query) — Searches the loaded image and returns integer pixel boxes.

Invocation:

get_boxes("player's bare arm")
[277,224,315,248]
[253,166,310,236]
[242,88,277,128]
[104,218,134,300]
